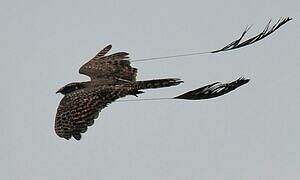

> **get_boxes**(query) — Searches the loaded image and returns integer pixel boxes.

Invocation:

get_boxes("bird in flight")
[55,45,249,140]
[55,17,291,140]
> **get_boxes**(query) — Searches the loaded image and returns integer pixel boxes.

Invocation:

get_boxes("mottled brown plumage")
[56,83,138,140]
[79,44,137,81]
[55,45,183,140]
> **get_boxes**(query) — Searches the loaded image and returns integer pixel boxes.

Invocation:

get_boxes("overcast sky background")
[1,0,299,179]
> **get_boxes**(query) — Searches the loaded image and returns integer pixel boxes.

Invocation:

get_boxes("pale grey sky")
[1,0,300,180]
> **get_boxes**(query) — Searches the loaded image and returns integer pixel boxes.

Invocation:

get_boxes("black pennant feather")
[211,17,292,53]
[174,77,250,100]
[131,17,292,63]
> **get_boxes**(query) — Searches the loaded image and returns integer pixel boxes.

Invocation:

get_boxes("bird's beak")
[56,88,62,94]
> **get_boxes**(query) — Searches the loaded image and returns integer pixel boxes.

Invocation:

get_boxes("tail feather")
[136,78,183,90]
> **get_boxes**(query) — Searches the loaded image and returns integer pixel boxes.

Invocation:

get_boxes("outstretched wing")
[79,44,137,81]
[174,77,249,100]
[55,85,134,140]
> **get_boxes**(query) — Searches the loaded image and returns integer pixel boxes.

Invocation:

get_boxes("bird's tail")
[136,78,183,90]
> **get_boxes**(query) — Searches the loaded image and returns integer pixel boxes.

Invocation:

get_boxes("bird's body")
[55,45,184,140]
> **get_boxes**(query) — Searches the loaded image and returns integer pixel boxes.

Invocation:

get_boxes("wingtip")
[73,133,82,141]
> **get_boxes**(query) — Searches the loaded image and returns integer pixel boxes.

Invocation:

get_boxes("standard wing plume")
[211,17,292,53]
[174,77,250,100]
[132,17,292,62]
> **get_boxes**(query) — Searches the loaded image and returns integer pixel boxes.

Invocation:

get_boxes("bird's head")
[56,82,88,95]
